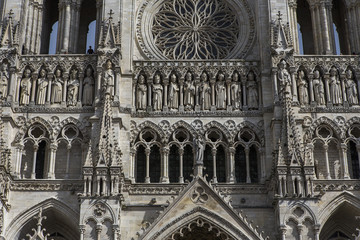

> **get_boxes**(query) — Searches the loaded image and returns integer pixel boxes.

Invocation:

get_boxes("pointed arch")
[281,202,318,226]
[133,121,166,144]
[170,120,197,139]
[5,198,79,240]
[204,121,232,143]
[81,200,117,225]
[13,117,54,144]
[307,116,343,140]
[55,117,88,139]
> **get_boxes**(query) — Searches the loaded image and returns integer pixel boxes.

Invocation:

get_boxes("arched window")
[21,124,50,179]
[149,145,161,183]
[55,125,83,179]
[204,145,213,182]
[346,124,360,179]
[40,0,59,54]
[135,145,146,183]
[78,0,96,53]
[331,0,350,55]
[168,129,194,183]
[234,129,260,183]
[296,0,314,54]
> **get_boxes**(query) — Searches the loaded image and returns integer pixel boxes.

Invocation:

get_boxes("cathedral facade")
[0,0,360,239]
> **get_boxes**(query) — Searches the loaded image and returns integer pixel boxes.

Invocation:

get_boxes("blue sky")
[48,20,96,54]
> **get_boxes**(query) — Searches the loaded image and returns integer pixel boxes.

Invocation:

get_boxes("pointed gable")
[137,177,268,240]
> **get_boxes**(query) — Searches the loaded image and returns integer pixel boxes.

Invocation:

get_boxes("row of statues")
[136,71,259,111]
[19,67,95,106]
[278,60,359,106]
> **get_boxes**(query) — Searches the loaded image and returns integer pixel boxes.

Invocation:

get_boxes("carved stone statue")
[297,70,309,105]
[20,68,32,105]
[334,160,341,179]
[194,135,204,164]
[168,73,179,110]
[345,69,358,106]
[82,67,94,106]
[199,72,211,110]
[51,69,64,104]
[329,67,342,105]
[103,60,115,96]
[216,73,226,109]
[277,59,292,96]
[230,72,241,110]
[36,69,48,105]
[152,73,163,111]
[184,72,195,111]
[247,71,259,109]
[67,69,80,106]
[313,70,326,106]
[0,62,9,100]
[136,74,147,110]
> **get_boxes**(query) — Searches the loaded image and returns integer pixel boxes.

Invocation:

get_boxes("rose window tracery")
[151,0,240,59]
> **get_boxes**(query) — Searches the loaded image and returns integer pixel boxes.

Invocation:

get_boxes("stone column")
[288,1,300,54]
[147,79,152,112]
[31,143,39,179]
[290,68,298,102]
[145,148,150,183]
[260,148,266,182]
[61,0,72,53]
[163,79,169,112]
[212,148,217,183]
[279,225,287,240]
[272,68,279,102]
[15,74,22,104]
[115,68,121,102]
[30,73,37,105]
[95,0,103,50]
[179,79,184,111]
[46,73,53,104]
[278,177,283,197]
[346,4,357,53]
[228,147,235,183]
[356,3,360,52]
[73,3,81,53]
[56,1,65,53]
[308,74,315,105]
[65,144,71,178]
[15,144,24,178]
[78,72,84,106]
[323,144,331,179]
[179,147,184,183]
[210,78,216,110]
[297,224,303,240]
[79,226,85,240]
[340,74,347,106]
[7,67,17,102]
[24,1,34,54]
[324,74,331,106]
[161,147,169,183]
[340,143,350,179]
[132,80,137,111]
[96,225,102,240]
[226,79,231,111]
[48,143,57,180]
[314,225,320,240]
[241,75,247,110]
[30,2,39,54]
[245,146,251,183]
[129,149,135,183]
[319,1,333,54]
[96,67,102,103]
[309,4,320,54]
[35,4,44,53]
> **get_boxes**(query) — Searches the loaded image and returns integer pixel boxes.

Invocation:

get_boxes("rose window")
[137,0,254,60]
[151,0,239,59]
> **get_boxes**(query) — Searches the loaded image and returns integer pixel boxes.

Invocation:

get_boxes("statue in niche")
[20,68,32,105]
[329,67,342,105]
[216,72,226,109]
[136,74,147,110]
[297,70,309,105]
[103,60,114,96]
[51,69,64,104]
[247,71,259,109]
[334,160,341,179]
[0,62,9,100]
[194,135,204,164]
[345,69,358,106]
[184,72,195,111]
[82,67,95,106]
[313,70,325,106]
[67,68,80,106]
[168,73,179,110]
[277,59,292,96]
[152,73,163,111]
[36,69,48,105]
[199,72,211,110]
[230,72,241,110]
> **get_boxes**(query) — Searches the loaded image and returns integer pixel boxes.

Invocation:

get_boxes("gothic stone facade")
[0,0,360,239]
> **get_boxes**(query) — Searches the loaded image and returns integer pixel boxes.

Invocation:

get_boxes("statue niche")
[82,67,95,106]
[184,72,195,111]
[329,66,342,105]
[36,69,48,105]
[67,68,80,106]
[230,71,241,110]
[136,74,147,110]
[247,71,258,109]
[313,69,326,106]
[199,72,211,111]
[277,59,292,97]
[345,69,358,106]
[20,68,32,105]
[297,70,309,106]
[103,60,115,97]
[168,73,179,110]
[51,68,64,104]
[0,62,9,100]
[216,72,226,110]
[152,73,163,111]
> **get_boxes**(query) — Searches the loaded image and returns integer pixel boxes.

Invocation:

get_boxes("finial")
[8,9,14,19]
[277,11,283,22]
[108,9,114,20]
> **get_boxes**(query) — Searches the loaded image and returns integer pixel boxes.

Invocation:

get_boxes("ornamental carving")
[137,0,255,60]
[190,186,209,204]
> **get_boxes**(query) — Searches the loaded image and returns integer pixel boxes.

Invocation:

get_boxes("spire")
[1,9,18,48]
[99,9,121,49]
[271,11,293,55]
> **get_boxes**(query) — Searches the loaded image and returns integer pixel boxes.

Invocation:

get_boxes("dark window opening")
[216,145,226,183]
[296,0,314,54]
[204,145,213,181]
[35,140,47,179]
[235,146,246,183]
[40,0,59,54]
[349,141,360,179]
[249,146,258,183]
[149,145,161,183]
[136,145,146,183]
[169,145,180,183]
[78,0,96,53]
[332,0,350,55]
[183,145,194,182]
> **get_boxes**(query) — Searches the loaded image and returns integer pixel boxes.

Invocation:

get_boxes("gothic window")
[21,124,50,179]
[55,125,83,179]
[204,145,213,182]
[346,125,360,179]
[40,0,59,54]
[168,129,194,183]
[134,129,162,183]
[312,125,341,179]
[331,0,349,55]
[296,0,314,54]
[234,129,260,183]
